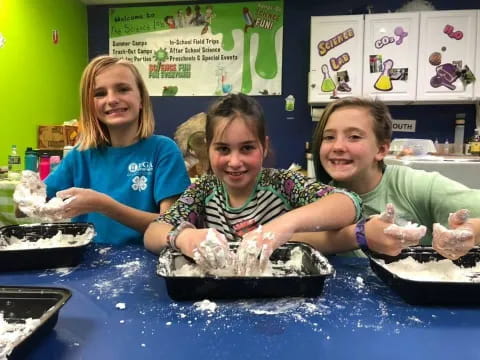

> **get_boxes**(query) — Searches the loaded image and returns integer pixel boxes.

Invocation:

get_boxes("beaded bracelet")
[167,221,195,251]
[354,218,369,250]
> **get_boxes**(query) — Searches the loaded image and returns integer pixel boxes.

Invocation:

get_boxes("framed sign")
[109,1,283,96]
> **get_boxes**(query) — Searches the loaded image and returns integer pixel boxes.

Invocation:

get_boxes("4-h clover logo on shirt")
[131,176,148,191]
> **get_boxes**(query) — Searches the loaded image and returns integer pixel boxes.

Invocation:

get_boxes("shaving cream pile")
[0,312,40,359]
[378,257,480,282]
[170,246,307,277]
[0,227,94,250]
[13,170,67,222]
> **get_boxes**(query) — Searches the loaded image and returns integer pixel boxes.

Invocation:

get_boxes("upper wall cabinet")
[309,15,364,104]
[362,12,420,103]
[416,10,477,102]
[475,10,480,100]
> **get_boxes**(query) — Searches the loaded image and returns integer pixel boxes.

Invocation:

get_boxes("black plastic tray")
[0,223,94,271]
[157,242,333,300]
[367,247,480,305]
[0,286,71,359]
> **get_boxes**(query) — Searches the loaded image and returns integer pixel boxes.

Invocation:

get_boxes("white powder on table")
[89,256,147,299]
[194,299,217,313]
[378,256,480,282]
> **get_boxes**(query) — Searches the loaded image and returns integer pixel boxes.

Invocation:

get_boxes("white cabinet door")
[309,15,364,104]
[362,12,419,103]
[475,10,480,100]
[417,10,477,102]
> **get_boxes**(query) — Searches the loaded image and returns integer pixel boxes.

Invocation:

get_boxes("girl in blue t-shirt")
[144,93,362,275]
[44,56,190,245]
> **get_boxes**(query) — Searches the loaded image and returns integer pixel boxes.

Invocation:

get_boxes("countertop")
[385,155,480,189]
[1,244,479,360]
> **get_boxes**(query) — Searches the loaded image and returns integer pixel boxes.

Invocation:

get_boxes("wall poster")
[109,1,283,96]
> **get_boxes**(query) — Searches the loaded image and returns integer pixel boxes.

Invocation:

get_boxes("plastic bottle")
[39,154,50,180]
[8,145,21,175]
[454,113,465,154]
[63,145,73,159]
[49,155,61,173]
[470,128,480,156]
[305,141,315,179]
[443,139,450,155]
[24,147,38,171]
[50,155,60,172]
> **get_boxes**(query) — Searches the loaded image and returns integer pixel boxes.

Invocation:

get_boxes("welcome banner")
[109,1,283,96]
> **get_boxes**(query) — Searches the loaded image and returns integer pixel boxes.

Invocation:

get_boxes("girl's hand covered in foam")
[13,170,69,222]
[235,224,293,276]
[432,209,475,260]
[366,203,426,256]
[193,228,234,271]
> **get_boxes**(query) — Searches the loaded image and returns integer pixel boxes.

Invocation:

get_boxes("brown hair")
[311,97,392,183]
[77,55,154,150]
[206,93,267,150]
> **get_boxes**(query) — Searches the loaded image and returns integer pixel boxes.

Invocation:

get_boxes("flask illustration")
[320,64,336,92]
[214,66,223,96]
[221,70,233,94]
[374,59,393,91]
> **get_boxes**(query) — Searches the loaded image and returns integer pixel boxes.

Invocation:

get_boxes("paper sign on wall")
[392,119,416,132]
[109,1,283,96]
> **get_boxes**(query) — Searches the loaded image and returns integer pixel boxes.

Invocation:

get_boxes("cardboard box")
[38,125,79,149]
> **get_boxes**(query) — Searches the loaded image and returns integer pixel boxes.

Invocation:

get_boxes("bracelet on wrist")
[355,218,369,250]
[167,221,195,251]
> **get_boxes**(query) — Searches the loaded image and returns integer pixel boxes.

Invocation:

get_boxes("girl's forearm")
[99,195,161,233]
[144,221,173,254]
[291,225,358,254]
[277,192,357,234]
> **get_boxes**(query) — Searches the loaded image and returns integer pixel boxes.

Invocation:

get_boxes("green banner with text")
[109,1,283,96]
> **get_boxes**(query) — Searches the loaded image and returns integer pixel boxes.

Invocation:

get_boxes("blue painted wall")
[87,0,478,169]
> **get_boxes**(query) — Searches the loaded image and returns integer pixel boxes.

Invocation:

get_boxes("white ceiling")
[79,0,195,4]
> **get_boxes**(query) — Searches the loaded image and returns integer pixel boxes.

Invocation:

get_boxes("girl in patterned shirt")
[144,93,362,274]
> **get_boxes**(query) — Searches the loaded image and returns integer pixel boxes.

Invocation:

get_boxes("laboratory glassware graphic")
[321,64,336,92]
[374,59,394,91]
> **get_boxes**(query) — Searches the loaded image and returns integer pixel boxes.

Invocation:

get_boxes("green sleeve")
[427,172,480,226]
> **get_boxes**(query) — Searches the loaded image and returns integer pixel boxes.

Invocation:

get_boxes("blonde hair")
[312,97,392,183]
[77,55,155,150]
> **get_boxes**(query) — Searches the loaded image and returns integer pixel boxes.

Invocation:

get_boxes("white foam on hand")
[194,228,233,270]
[384,222,426,247]
[235,226,276,276]
[13,170,68,222]
[432,222,475,260]
[433,223,473,244]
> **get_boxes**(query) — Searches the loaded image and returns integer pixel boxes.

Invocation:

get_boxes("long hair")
[77,55,154,150]
[311,97,392,184]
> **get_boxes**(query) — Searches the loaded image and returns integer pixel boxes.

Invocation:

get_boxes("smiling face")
[93,64,142,142]
[319,106,389,194]
[209,115,266,203]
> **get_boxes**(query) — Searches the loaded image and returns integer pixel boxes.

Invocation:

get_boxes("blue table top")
[1,244,479,360]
